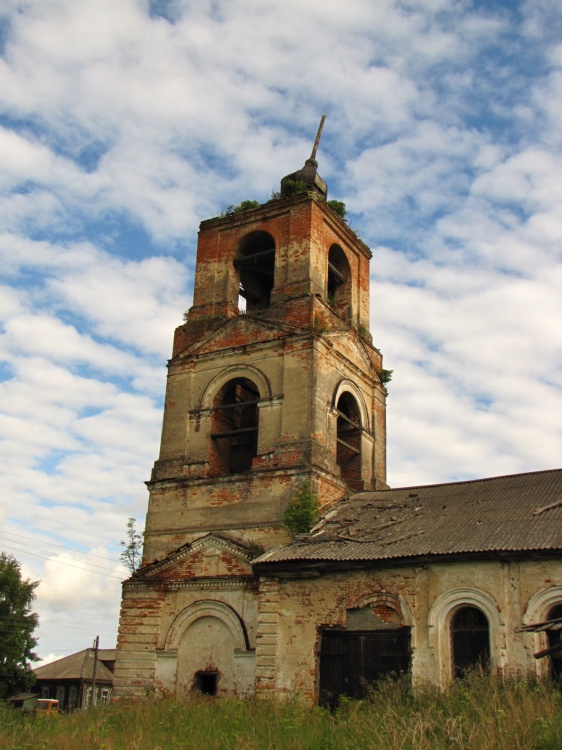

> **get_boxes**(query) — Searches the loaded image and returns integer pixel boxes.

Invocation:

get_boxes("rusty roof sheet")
[34,649,115,682]
[256,468,562,567]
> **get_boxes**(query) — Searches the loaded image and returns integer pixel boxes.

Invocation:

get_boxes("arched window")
[335,392,362,489]
[327,244,351,320]
[451,606,490,678]
[210,378,259,475]
[234,231,275,313]
[547,603,562,680]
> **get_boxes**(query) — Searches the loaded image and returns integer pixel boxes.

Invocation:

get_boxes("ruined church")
[113,140,562,704]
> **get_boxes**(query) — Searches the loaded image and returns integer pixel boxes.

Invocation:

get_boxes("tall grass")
[1,674,561,750]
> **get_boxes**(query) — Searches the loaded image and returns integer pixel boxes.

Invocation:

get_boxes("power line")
[0,535,122,572]
[0,530,123,564]
[0,542,125,579]
[0,538,124,575]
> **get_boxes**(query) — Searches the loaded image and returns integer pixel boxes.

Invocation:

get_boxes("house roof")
[34,649,115,683]
[7,693,40,702]
[255,468,562,568]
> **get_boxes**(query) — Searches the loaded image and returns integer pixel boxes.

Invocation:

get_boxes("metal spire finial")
[310,115,326,163]
[280,115,328,197]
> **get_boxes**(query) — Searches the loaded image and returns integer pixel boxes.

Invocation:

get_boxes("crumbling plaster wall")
[114,577,259,700]
[255,557,562,699]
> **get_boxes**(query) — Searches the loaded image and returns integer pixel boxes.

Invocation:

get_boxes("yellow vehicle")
[36,699,59,716]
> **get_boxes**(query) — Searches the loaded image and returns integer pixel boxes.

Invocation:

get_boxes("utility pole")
[91,635,99,707]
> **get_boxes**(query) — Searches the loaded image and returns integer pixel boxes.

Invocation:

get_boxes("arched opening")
[547,603,562,680]
[234,231,275,313]
[210,377,259,475]
[451,606,490,679]
[335,391,362,489]
[327,244,351,320]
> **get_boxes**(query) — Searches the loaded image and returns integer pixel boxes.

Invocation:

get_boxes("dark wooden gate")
[319,629,411,707]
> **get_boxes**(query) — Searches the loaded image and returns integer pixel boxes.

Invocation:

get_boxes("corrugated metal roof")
[34,649,115,682]
[255,468,562,567]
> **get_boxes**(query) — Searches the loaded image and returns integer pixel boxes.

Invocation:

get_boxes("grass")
[2,674,561,750]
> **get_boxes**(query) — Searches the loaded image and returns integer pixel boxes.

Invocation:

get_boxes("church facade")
[113,156,562,703]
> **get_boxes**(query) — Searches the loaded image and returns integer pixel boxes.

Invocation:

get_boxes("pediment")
[329,330,379,378]
[137,534,254,580]
[181,316,291,357]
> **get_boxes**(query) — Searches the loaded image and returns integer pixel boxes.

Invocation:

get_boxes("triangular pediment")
[180,316,294,358]
[136,534,254,580]
[329,329,380,379]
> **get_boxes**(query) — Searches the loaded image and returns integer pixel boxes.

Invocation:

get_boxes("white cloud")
[0,0,561,660]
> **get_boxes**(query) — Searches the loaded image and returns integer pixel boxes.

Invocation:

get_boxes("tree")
[120,517,143,574]
[0,553,39,699]
[282,482,320,538]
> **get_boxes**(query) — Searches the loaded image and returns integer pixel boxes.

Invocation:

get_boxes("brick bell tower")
[113,123,388,700]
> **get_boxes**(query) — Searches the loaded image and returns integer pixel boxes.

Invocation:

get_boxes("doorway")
[319,629,411,707]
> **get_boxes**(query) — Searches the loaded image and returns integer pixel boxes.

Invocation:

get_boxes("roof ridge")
[356,467,562,496]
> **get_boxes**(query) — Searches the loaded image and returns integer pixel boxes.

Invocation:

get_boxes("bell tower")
[114,126,388,699]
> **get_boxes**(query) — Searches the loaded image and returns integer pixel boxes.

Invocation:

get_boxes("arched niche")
[234,231,276,313]
[165,599,249,652]
[163,600,250,699]
[349,591,414,629]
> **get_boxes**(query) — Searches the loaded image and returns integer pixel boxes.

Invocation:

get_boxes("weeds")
[1,676,561,750]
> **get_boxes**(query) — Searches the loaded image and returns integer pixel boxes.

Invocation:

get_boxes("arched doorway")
[451,606,490,678]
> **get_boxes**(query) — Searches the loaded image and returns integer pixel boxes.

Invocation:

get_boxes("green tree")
[120,517,143,574]
[0,553,39,699]
[282,482,320,538]
[379,369,393,385]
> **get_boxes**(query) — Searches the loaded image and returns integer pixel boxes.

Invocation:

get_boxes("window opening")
[335,392,362,489]
[210,378,259,475]
[547,604,562,680]
[451,606,490,679]
[195,671,218,696]
[234,231,275,313]
[327,245,351,320]
[68,685,78,710]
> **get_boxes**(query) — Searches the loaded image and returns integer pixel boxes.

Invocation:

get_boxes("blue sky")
[1,0,561,662]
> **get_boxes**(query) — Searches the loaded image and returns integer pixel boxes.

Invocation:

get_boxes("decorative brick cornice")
[123,576,259,592]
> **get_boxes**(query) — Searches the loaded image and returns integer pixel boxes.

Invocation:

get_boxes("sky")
[0,0,561,664]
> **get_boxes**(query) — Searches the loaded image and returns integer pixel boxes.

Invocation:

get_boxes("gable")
[328,329,379,379]
[180,316,292,358]
[138,534,254,580]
